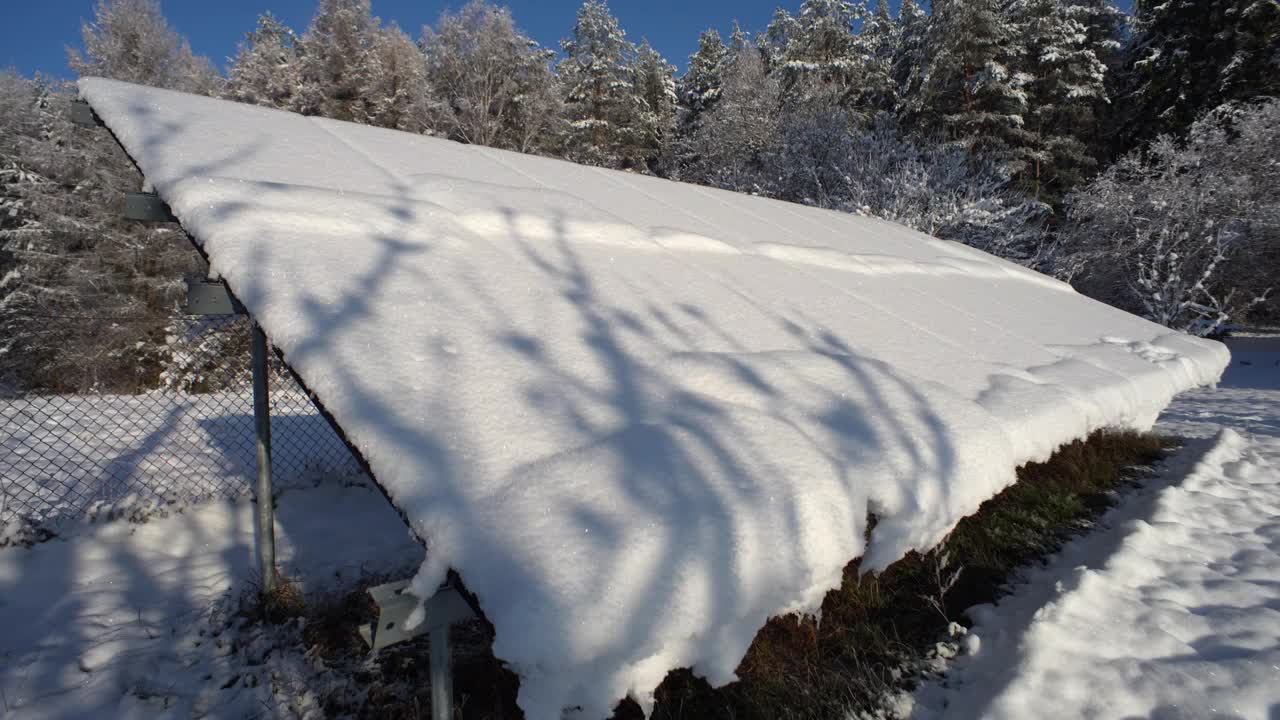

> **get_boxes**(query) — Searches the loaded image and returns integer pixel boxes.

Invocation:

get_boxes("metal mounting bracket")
[183,278,246,316]
[359,580,477,720]
[358,580,474,651]
[70,99,104,128]
[122,192,177,223]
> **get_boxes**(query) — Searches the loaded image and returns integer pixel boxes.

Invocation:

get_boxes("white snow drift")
[79,78,1228,719]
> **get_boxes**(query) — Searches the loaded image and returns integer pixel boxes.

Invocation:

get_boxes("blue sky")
[3,0,922,79]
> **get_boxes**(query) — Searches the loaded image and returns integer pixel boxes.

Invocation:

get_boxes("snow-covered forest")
[2,0,1277,391]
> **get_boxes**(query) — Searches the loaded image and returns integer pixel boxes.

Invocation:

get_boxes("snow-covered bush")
[840,117,1050,263]
[0,73,202,391]
[765,111,1049,264]
[1058,99,1279,333]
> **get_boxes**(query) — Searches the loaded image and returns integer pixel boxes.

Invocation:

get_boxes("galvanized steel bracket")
[360,580,477,720]
[183,278,246,316]
[122,192,177,222]
[70,99,104,128]
[358,580,475,652]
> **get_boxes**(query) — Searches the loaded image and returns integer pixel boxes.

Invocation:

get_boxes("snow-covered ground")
[0,477,420,718]
[910,339,1280,720]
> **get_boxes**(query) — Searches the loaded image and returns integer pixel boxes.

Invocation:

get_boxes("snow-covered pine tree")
[1064,0,1126,74]
[422,1,562,154]
[1224,1,1280,104]
[224,13,302,110]
[689,42,781,191]
[1013,0,1110,201]
[294,0,380,123]
[68,0,221,95]
[506,52,566,157]
[761,8,800,71]
[1062,0,1127,160]
[855,0,899,114]
[728,22,753,56]
[363,24,429,132]
[892,0,931,124]
[918,0,1030,174]
[631,40,678,175]
[1120,0,1280,149]
[558,0,642,169]
[676,29,729,148]
[775,0,867,110]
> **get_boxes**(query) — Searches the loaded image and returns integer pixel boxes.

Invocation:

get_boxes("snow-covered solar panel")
[80,77,1229,719]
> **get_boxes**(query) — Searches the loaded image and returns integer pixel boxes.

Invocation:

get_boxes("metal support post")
[251,320,277,595]
[431,622,454,720]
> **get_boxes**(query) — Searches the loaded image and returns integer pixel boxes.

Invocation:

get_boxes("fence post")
[251,320,277,595]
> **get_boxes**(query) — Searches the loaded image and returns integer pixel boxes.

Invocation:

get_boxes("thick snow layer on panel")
[79,78,1229,718]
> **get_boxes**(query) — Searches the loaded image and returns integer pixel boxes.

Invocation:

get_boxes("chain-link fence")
[1,314,361,532]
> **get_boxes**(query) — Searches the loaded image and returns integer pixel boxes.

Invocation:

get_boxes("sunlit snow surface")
[910,340,1280,719]
[80,78,1229,718]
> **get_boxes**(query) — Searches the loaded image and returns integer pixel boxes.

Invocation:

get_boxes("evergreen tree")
[892,0,931,123]
[1225,1,1280,103]
[1120,0,1280,148]
[364,24,429,132]
[1063,0,1127,159]
[295,0,380,122]
[761,8,799,70]
[690,43,781,191]
[775,0,867,109]
[422,1,562,153]
[727,21,753,56]
[68,0,221,94]
[224,13,302,110]
[1065,0,1126,73]
[856,0,899,114]
[676,29,729,144]
[558,0,642,169]
[1014,0,1110,200]
[631,40,678,174]
[918,0,1029,174]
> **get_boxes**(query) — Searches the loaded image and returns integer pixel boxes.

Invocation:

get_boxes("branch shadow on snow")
[917,429,1262,720]
[0,471,254,715]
